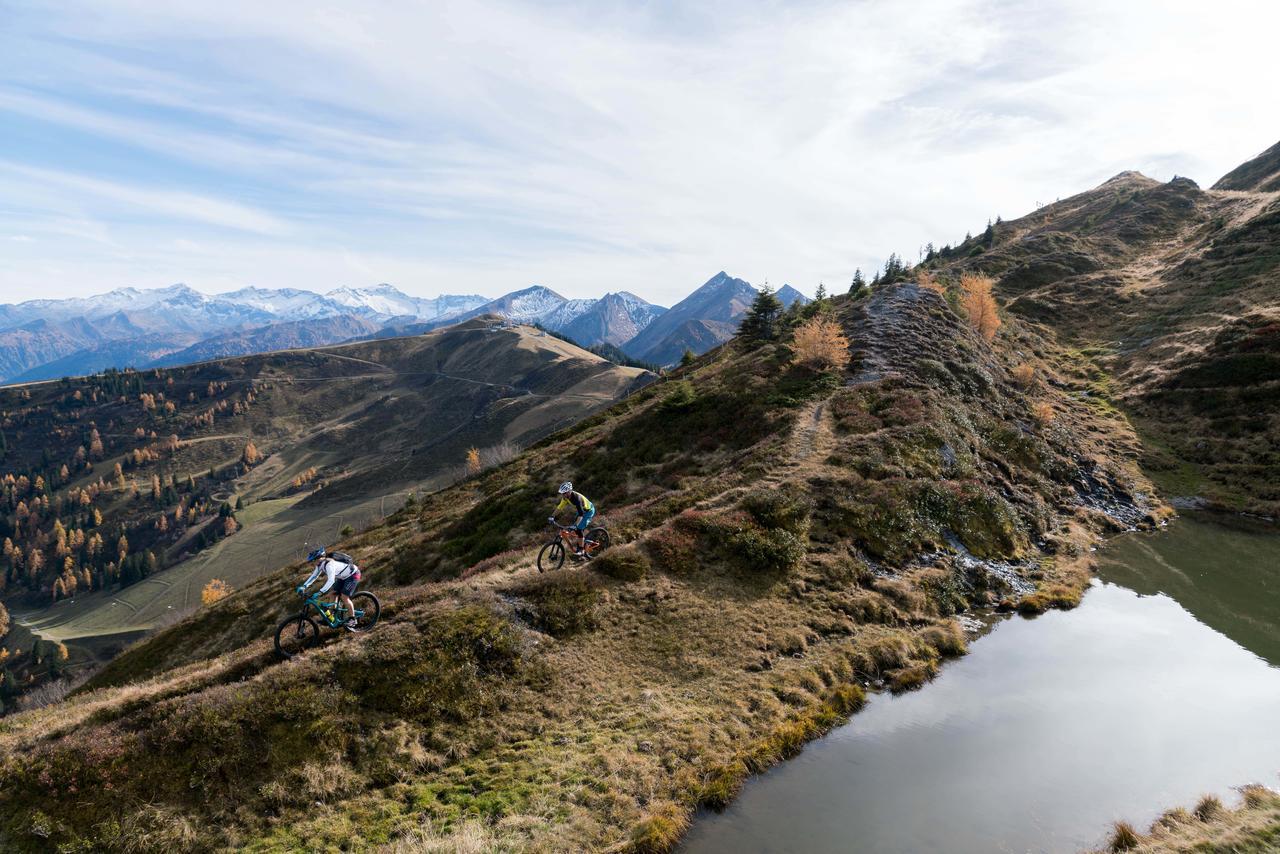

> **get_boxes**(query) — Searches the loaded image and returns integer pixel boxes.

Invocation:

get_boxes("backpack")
[329,551,355,566]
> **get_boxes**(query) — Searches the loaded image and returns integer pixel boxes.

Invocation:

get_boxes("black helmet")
[306,547,326,562]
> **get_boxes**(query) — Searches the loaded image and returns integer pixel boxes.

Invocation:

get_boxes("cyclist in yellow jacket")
[549,481,595,557]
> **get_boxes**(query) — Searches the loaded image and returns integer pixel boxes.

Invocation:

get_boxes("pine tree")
[739,286,783,343]
[679,349,696,368]
[849,269,868,298]
[814,282,827,302]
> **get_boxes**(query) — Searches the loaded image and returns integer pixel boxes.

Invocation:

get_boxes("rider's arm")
[301,564,322,590]
[554,496,570,516]
[317,560,338,594]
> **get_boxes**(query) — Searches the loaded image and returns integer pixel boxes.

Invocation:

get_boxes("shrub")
[916,269,946,295]
[959,273,1001,342]
[348,609,523,721]
[644,525,699,574]
[200,578,232,606]
[1107,822,1140,852]
[659,380,697,412]
[724,525,806,574]
[339,524,354,537]
[791,317,850,371]
[1032,401,1056,426]
[1193,794,1223,822]
[1012,362,1036,388]
[741,489,810,534]
[512,573,600,638]
[593,545,649,582]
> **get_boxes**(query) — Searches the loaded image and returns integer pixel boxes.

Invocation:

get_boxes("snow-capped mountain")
[447,286,578,328]
[443,288,666,348]
[559,292,667,348]
[324,285,486,322]
[0,283,492,383]
[0,273,774,380]
[218,286,348,320]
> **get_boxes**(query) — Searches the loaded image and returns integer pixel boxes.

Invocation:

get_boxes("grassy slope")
[2,320,647,680]
[0,283,1154,852]
[931,165,1280,516]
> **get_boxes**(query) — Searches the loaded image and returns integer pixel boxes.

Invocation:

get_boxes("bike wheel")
[538,541,566,572]
[347,591,381,632]
[274,614,320,659]
[585,527,611,556]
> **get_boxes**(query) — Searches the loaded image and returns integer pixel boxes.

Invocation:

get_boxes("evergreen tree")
[738,286,783,343]
[849,269,867,297]
[679,350,696,369]
[814,282,827,302]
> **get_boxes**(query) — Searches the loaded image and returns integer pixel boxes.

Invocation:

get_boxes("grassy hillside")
[922,157,1280,517]
[0,281,1155,851]
[0,318,650,708]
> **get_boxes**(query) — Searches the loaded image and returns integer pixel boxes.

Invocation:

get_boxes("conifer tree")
[849,268,868,297]
[739,285,783,343]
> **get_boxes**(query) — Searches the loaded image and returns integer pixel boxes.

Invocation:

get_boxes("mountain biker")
[549,481,594,557]
[296,547,362,629]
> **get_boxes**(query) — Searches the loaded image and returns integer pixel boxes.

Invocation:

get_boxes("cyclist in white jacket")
[297,547,362,629]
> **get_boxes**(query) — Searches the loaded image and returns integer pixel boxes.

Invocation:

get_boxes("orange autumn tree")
[959,273,1001,342]
[465,447,482,476]
[201,578,232,605]
[792,316,851,370]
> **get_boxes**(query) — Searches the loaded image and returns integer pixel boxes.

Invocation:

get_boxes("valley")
[0,319,651,710]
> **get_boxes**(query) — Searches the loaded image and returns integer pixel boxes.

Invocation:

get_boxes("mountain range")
[0,275,809,383]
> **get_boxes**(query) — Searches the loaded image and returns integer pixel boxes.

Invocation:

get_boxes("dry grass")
[385,819,527,853]
[1091,786,1280,853]
[1012,362,1037,389]
[1032,401,1057,426]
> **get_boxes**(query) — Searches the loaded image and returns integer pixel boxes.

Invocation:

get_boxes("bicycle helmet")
[306,547,326,562]
[558,482,572,494]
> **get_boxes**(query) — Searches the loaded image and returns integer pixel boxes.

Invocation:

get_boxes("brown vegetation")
[200,578,232,606]
[1093,786,1280,853]
[959,272,1001,342]
[791,316,851,370]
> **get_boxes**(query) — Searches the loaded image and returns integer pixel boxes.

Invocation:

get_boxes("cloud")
[0,0,1277,302]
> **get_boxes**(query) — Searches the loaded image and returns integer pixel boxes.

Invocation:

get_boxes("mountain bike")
[537,520,611,572]
[274,589,381,659]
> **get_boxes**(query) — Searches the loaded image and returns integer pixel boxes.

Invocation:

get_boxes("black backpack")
[329,551,355,566]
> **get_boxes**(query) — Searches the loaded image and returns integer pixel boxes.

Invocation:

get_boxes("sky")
[0,0,1277,306]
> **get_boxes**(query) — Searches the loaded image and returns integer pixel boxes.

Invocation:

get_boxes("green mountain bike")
[274,589,381,659]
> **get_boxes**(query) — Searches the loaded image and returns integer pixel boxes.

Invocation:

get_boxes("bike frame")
[303,593,366,628]
[550,522,603,554]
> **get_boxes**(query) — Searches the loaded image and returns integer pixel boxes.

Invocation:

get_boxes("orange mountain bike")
[538,520,611,572]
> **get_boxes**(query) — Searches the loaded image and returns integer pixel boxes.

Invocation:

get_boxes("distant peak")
[1100,170,1156,187]
[698,271,747,291]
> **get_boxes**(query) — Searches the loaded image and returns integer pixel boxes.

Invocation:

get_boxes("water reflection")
[682,518,1280,854]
